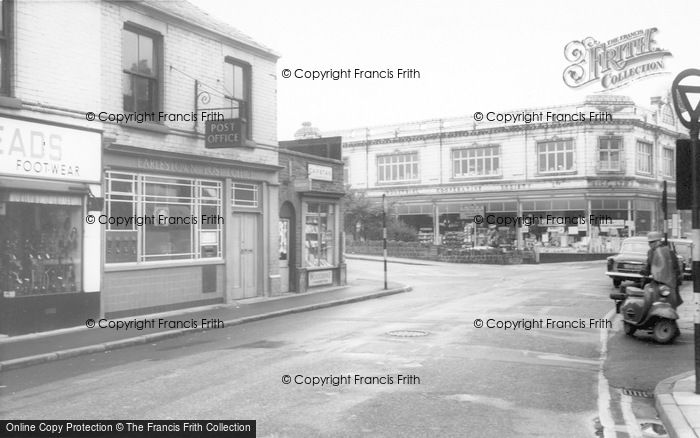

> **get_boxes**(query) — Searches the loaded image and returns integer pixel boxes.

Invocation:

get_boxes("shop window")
[377,153,419,183]
[304,202,335,267]
[452,146,500,178]
[662,104,675,125]
[197,181,223,259]
[663,147,675,178]
[0,201,82,296]
[122,25,160,113]
[636,141,653,175]
[0,0,12,95]
[537,139,574,173]
[224,57,251,139]
[279,219,289,261]
[597,136,622,171]
[232,183,259,208]
[104,172,222,263]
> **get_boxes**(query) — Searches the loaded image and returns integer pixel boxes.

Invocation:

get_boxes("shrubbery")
[344,189,418,242]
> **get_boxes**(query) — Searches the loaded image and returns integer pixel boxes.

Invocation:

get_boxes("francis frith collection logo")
[563,28,672,90]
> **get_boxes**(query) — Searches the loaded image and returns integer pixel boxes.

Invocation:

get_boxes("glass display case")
[1,202,82,296]
[304,202,335,267]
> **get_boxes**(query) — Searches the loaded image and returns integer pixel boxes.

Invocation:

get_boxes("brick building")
[278,133,346,293]
[0,0,282,334]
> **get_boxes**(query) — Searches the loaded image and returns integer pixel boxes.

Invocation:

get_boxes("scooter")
[609,279,680,344]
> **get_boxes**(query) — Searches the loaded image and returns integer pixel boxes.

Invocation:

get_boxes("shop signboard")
[459,204,485,219]
[308,164,333,181]
[0,117,101,183]
[205,119,243,148]
[600,219,626,233]
[308,270,333,287]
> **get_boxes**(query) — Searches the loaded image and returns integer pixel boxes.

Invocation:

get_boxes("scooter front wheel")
[623,322,636,336]
[652,319,678,344]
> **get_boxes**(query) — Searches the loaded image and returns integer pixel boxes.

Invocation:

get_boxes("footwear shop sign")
[0,116,101,183]
[205,118,243,148]
[563,28,672,90]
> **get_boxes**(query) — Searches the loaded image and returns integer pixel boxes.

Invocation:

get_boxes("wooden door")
[232,213,259,298]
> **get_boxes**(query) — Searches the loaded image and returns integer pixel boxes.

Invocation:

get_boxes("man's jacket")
[645,244,683,307]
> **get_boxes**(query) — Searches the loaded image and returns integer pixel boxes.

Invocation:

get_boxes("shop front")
[278,137,346,293]
[0,116,102,335]
[102,146,280,318]
[297,197,343,291]
[392,189,669,255]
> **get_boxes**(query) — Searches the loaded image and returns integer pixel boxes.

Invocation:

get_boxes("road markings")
[536,354,599,366]
[597,308,616,438]
[600,308,648,438]
[620,393,643,438]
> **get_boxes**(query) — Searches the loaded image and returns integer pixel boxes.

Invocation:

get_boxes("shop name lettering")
[563,28,672,90]
[0,127,80,177]
[383,180,656,196]
[137,158,253,179]
[385,183,534,196]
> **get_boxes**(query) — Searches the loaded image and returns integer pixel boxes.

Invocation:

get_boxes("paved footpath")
[0,279,411,372]
[654,288,700,438]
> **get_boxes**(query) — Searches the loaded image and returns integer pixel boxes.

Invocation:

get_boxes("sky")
[192,0,700,140]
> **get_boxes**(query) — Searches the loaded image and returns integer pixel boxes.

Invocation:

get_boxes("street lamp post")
[382,194,387,290]
[672,69,700,394]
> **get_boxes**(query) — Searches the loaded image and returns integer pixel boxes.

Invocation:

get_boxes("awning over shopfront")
[0,176,91,205]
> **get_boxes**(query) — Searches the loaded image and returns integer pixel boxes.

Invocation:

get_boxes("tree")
[343,189,417,241]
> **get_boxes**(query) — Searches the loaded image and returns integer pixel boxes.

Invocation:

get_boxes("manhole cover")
[387,330,429,337]
[622,388,654,398]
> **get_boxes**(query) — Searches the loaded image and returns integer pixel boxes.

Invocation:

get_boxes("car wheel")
[623,322,636,336]
[612,279,621,288]
[652,319,677,344]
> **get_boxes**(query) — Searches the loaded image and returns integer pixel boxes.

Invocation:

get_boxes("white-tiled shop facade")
[332,95,686,254]
[0,0,282,334]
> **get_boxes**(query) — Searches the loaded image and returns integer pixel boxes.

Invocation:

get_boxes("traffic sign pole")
[672,69,700,394]
[691,123,700,395]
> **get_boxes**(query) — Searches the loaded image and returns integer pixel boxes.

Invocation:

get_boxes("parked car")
[669,238,693,280]
[606,236,687,287]
[606,237,648,287]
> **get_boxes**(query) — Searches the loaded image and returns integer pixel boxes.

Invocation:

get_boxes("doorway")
[279,218,290,293]
[279,201,296,293]
[231,213,260,298]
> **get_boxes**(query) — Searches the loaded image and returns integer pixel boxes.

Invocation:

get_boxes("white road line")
[536,354,599,366]
[598,307,616,438]
[620,393,643,438]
